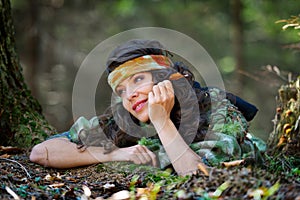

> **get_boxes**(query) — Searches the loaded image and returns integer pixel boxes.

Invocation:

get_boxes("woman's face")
[116,72,154,122]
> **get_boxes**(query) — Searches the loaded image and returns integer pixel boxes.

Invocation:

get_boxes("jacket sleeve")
[193,81,258,121]
[225,92,258,121]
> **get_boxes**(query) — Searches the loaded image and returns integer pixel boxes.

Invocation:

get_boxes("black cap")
[106,39,169,73]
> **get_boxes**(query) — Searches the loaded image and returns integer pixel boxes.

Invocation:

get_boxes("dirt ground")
[0,148,299,200]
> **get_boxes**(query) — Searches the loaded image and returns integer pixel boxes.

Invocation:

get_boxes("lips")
[132,99,148,112]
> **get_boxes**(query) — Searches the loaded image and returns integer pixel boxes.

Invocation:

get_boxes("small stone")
[109,190,130,200]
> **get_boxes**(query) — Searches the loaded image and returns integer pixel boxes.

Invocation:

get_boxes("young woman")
[30,39,265,176]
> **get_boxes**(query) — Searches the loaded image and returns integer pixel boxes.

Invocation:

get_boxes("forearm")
[30,138,112,168]
[154,119,203,175]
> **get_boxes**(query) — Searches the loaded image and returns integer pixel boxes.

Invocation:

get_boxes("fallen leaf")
[198,163,209,176]
[0,146,24,154]
[0,153,10,158]
[221,159,245,167]
[211,181,230,197]
[49,183,65,188]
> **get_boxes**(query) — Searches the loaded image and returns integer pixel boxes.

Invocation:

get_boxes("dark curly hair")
[91,63,212,150]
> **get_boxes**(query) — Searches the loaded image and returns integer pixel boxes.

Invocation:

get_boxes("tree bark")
[0,0,55,147]
[267,77,300,156]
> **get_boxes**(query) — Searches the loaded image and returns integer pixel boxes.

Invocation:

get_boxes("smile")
[132,99,147,112]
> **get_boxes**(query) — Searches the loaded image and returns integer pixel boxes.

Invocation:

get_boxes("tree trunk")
[0,0,55,148]
[267,77,300,156]
[231,0,245,94]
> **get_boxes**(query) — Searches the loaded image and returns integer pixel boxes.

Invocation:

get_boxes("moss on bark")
[0,0,55,147]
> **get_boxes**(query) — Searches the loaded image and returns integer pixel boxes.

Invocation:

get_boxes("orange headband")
[108,55,173,92]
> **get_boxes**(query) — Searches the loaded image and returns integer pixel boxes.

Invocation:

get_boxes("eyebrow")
[116,74,136,89]
[128,73,142,82]
[128,75,135,81]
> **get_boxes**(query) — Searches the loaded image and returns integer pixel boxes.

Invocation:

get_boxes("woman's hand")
[112,144,158,167]
[148,80,175,129]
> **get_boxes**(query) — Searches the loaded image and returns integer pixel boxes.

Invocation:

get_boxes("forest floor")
[0,147,299,200]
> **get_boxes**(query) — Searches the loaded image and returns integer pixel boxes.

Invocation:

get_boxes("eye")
[134,75,144,83]
[116,88,126,96]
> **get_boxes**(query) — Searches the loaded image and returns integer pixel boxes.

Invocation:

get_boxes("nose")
[126,87,138,100]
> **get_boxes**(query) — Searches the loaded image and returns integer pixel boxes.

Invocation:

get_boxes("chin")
[136,115,149,123]
[139,118,149,123]
[130,109,149,123]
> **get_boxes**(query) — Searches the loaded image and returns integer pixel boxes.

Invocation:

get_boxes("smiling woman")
[116,72,154,122]
[30,39,266,176]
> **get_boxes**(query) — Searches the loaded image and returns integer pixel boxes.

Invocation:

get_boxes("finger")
[139,145,155,165]
[148,149,158,167]
[158,81,174,101]
[163,80,174,95]
[141,145,158,167]
[133,145,152,165]
[157,82,168,100]
[132,151,145,165]
[157,81,168,91]
[152,85,162,100]
[148,91,154,104]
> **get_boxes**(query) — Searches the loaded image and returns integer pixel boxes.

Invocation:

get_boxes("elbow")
[30,143,49,166]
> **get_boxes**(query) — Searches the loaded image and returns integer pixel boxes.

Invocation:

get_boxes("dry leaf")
[198,163,209,176]
[49,183,65,188]
[221,159,245,167]
[0,153,10,158]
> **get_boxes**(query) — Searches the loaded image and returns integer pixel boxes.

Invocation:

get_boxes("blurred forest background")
[10,0,299,141]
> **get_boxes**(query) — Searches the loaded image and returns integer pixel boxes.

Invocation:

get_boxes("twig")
[5,186,20,200]
[0,158,31,178]
[208,167,215,181]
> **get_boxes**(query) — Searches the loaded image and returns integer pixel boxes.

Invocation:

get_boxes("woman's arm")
[148,80,208,176]
[30,138,157,168]
[154,118,207,176]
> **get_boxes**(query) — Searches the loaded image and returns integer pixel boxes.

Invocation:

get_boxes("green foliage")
[212,121,243,138]
[138,137,161,152]
[265,153,300,182]
[129,168,190,199]
[142,168,189,188]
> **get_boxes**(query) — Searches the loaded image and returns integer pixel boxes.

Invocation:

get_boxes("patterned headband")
[108,55,173,93]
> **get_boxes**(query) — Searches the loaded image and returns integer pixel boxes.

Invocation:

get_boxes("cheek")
[142,84,154,94]
[122,100,131,111]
